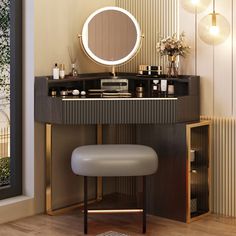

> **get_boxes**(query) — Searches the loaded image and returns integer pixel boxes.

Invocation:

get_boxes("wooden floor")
[0,211,236,236]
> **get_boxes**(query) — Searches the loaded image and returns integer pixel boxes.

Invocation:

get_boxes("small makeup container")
[168,81,175,95]
[136,84,144,97]
[60,90,68,97]
[51,90,57,97]
[152,80,160,97]
[72,89,80,96]
[161,80,167,95]
[81,91,86,96]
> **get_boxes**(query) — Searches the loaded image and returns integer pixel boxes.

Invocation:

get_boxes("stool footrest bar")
[87,209,143,214]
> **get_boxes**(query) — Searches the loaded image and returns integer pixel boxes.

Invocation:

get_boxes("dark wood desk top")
[35,73,200,125]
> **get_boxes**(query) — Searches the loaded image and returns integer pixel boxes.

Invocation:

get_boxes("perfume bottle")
[59,64,65,79]
[53,63,59,80]
[68,46,79,77]
[71,64,78,77]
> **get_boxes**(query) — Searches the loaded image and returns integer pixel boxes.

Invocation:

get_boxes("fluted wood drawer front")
[62,99,177,125]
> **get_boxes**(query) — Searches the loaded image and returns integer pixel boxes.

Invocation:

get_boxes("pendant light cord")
[213,0,215,12]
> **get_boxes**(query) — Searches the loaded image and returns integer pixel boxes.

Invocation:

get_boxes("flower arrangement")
[156,32,190,57]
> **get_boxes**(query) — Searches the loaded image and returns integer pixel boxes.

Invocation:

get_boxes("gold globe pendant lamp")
[198,0,230,45]
[180,0,211,13]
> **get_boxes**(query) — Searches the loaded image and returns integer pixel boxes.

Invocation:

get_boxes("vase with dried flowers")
[156,32,190,77]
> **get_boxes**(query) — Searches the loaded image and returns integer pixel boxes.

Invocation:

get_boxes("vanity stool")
[71,144,158,234]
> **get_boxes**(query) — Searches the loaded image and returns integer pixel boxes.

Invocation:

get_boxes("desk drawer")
[62,99,177,125]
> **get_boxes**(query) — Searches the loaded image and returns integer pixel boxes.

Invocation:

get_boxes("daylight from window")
[0,0,10,188]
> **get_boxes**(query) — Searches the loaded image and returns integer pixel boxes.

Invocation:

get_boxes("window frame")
[0,0,22,199]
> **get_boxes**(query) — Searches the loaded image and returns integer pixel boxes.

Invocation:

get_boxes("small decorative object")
[160,80,167,95]
[167,81,175,95]
[68,46,79,77]
[81,91,86,96]
[136,83,144,97]
[138,65,162,76]
[72,89,80,96]
[51,90,57,97]
[156,32,190,77]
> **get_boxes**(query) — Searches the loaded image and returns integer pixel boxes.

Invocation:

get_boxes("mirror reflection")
[88,10,137,61]
[81,7,141,66]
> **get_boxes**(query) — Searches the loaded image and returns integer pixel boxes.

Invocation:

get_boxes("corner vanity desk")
[35,72,211,223]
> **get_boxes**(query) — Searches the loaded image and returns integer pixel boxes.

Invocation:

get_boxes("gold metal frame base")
[45,124,104,215]
[47,199,98,216]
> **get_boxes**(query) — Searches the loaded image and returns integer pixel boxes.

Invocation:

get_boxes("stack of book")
[138,65,162,76]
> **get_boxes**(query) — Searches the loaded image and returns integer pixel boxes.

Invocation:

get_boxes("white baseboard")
[0,196,35,224]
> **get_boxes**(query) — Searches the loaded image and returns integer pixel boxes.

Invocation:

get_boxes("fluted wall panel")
[116,0,179,73]
[201,116,236,217]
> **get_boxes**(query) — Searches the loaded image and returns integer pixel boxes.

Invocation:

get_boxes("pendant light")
[180,0,211,13]
[198,0,230,45]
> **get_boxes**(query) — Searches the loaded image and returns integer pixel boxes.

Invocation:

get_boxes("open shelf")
[186,121,211,223]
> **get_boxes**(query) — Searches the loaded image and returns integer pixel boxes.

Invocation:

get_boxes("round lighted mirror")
[81,6,142,66]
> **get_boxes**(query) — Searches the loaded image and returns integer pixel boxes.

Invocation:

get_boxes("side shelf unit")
[186,121,211,222]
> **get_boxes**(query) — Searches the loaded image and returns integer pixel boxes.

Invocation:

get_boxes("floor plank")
[0,212,236,236]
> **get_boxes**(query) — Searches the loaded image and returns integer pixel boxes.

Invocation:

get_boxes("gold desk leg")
[45,124,103,216]
[97,124,103,201]
[46,123,53,214]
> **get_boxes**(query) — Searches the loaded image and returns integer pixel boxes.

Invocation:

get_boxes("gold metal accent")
[45,123,103,215]
[186,121,211,223]
[87,209,143,214]
[97,124,103,201]
[46,124,52,214]
[111,66,116,77]
[47,200,98,216]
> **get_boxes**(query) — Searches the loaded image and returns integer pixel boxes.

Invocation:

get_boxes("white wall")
[180,0,235,117]
[35,0,115,76]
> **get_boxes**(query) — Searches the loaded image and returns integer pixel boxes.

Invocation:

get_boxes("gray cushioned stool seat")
[71,144,158,177]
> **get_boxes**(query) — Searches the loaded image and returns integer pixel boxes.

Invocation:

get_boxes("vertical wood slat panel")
[201,116,236,217]
[213,0,233,117]
[233,0,236,116]
[115,0,178,73]
[178,0,196,75]
[196,3,214,116]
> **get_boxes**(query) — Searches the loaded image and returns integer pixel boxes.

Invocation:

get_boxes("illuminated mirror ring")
[81,6,142,66]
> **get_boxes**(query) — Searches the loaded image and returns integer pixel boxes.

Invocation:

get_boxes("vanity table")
[35,73,210,223]
[35,6,210,224]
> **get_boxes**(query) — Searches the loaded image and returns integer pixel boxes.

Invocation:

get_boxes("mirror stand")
[111,66,116,77]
